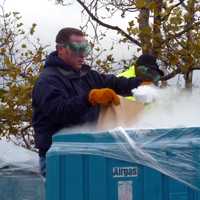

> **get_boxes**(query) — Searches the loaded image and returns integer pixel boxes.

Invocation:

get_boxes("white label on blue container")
[113,167,138,178]
[118,181,133,200]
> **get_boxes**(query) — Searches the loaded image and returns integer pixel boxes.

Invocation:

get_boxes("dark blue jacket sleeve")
[101,74,143,96]
[32,78,92,125]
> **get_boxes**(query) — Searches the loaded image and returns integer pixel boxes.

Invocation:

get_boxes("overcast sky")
[3,0,83,48]
[2,0,138,61]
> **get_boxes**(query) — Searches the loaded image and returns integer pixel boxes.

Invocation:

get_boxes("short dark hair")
[55,27,85,44]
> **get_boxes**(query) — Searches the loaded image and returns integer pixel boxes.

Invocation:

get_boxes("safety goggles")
[58,41,91,56]
[137,65,161,82]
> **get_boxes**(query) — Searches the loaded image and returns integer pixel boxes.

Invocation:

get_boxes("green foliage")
[162,1,200,77]
[95,54,114,73]
[135,0,146,8]
[0,8,47,149]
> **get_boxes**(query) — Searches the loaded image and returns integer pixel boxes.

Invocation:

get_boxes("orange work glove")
[141,81,153,85]
[88,88,120,106]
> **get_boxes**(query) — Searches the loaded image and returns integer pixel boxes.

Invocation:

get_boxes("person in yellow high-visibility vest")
[117,65,137,100]
[118,65,136,79]
[118,54,164,101]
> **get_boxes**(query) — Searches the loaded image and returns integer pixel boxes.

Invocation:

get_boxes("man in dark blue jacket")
[32,27,143,176]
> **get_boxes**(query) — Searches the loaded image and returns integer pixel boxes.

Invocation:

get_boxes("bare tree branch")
[76,0,141,47]
[20,124,32,149]
[160,66,200,82]
[160,68,181,81]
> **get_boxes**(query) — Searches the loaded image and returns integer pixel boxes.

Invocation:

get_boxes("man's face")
[58,34,89,70]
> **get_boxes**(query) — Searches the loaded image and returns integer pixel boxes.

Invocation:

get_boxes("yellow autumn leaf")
[135,0,146,8]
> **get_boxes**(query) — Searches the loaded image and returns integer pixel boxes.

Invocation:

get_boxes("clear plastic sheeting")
[49,127,200,190]
[0,140,45,200]
[0,139,39,173]
[0,170,45,200]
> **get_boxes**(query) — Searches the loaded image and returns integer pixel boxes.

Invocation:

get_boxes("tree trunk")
[138,0,151,54]
[184,0,195,89]
[152,0,163,57]
[185,71,193,89]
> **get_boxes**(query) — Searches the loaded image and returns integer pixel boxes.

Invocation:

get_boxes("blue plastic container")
[0,170,45,200]
[46,127,200,200]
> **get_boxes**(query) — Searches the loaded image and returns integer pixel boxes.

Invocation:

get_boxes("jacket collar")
[45,51,90,79]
